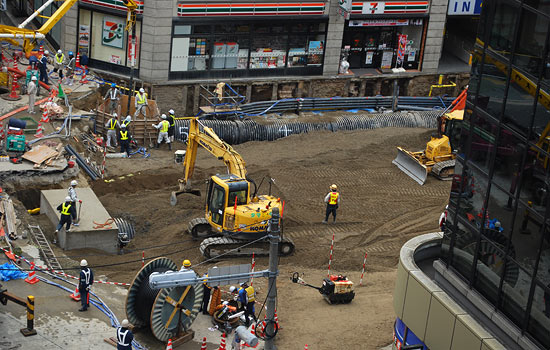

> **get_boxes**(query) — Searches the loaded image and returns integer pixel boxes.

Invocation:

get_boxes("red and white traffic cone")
[250,324,256,335]
[39,45,44,56]
[274,311,280,329]
[219,332,226,350]
[0,121,5,140]
[80,69,88,84]
[13,57,18,71]
[304,345,308,350]
[24,262,39,284]
[165,338,173,350]
[41,108,50,123]
[70,286,81,301]
[200,337,207,350]
[76,53,81,68]
[8,75,20,100]
[34,122,44,138]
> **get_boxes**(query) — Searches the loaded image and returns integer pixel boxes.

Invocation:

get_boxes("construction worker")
[239,282,256,327]
[68,180,82,225]
[180,259,192,272]
[323,184,340,224]
[122,115,132,128]
[167,109,176,142]
[152,114,171,150]
[134,88,148,118]
[116,319,134,350]
[53,49,65,79]
[104,83,121,115]
[27,76,37,114]
[65,51,76,86]
[104,113,119,148]
[200,273,212,315]
[119,124,131,158]
[39,50,49,85]
[78,259,94,312]
[54,196,76,244]
[26,61,40,95]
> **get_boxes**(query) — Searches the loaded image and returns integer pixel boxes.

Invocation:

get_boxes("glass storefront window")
[250,35,286,69]
[212,36,249,70]
[513,9,548,79]
[468,113,498,173]
[478,55,508,117]
[491,128,524,193]
[510,202,544,276]
[498,257,529,326]
[288,35,308,68]
[489,1,519,60]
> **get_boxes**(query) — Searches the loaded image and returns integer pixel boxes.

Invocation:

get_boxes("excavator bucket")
[170,189,201,206]
[392,147,429,185]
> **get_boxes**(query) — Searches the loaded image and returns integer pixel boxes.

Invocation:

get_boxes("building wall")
[423,0,447,71]
[323,0,345,76]
[140,0,172,82]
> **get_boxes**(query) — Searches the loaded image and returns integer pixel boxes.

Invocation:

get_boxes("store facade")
[169,2,329,79]
[76,0,143,74]
[341,1,429,71]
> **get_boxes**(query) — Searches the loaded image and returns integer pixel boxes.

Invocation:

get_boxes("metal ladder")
[28,224,63,272]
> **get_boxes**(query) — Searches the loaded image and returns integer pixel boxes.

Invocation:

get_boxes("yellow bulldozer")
[170,118,295,259]
[392,89,467,185]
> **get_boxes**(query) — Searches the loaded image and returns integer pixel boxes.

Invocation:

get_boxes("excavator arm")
[171,118,247,205]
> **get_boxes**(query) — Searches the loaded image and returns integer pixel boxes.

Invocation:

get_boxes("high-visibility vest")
[328,192,339,205]
[245,286,255,302]
[169,114,175,127]
[136,92,147,105]
[160,120,169,133]
[108,119,117,130]
[117,328,130,347]
[61,203,72,216]
[81,268,92,285]
[109,89,119,100]
[120,130,128,140]
[55,53,64,64]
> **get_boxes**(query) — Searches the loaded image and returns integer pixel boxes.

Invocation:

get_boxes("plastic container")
[68,160,75,168]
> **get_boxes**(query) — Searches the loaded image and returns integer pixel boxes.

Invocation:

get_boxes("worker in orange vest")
[323,184,340,224]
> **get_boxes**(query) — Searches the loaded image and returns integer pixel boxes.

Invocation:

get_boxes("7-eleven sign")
[363,2,385,14]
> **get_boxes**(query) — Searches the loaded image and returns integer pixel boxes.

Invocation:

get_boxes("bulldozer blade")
[170,189,201,206]
[392,148,428,185]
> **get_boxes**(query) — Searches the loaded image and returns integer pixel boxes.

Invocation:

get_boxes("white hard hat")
[44,50,49,55]
[113,113,118,117]
[169,109,175,115]
[330,184,338,190]
[121,319,130,328]
[125,116,131,121]
[31,76,37,80]
[161,114,166,119]
[71,180,78,186]
[229,286,236,293]
[121,124,126,128]
[223,301,229,305]
[57,49,62,54]
[139,88,145,93]
[80,259,88,267]
[65,196,72,202]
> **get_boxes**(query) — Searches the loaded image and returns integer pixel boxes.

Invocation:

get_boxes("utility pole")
[265,207,279,350]
[126,19,136,115]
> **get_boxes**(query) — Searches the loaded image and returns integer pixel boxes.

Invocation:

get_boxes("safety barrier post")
[20,295,37,336]
[359,252,368,286]
[142,251,145,267]
[250,252,255,286]
[327,232,335,277]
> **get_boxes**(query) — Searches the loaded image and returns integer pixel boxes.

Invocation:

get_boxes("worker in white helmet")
[68,180,83,225]
[27,76,38,114]
[134,87,148,118]
[152,114,171,150]
[39,50,50,85]
[167,109,176,142]
[54,196,77,244]
[53,49,65,79]
[116,319,134,350]
[322,184,340,224]
[78,259,94,312]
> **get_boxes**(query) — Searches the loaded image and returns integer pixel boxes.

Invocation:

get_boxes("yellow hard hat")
[182,259,191,268]
[330,184,338,190]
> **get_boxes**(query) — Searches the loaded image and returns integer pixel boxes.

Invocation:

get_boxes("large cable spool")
[125,257,178,328]
[150,283,203,342]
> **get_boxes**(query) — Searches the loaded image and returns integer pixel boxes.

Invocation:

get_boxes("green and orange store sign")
[352,1,429,14]
[177,2,326,16]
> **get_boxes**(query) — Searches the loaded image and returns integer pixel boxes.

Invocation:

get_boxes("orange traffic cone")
[34,122,44,138]
[24,262,39,284]
[250,324,256,335]
[41,108,49,123]
[70,286,81,301]
[274,312,280,329]
[166,339,173,350]
[200,337,207,350]
[304,345,308,350]
[39,45,44,56]
[76,53,81,68]
[13,57,18,71]
[7,75,21,100]
[219,332,226,350]
[80,69,88,84]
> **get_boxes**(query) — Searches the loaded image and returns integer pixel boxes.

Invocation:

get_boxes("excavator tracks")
[431,159,456,180]
[199,236,295,259]
[187,217,217,239]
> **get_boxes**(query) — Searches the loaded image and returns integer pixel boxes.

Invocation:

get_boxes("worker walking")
[167,109,176,142]
[323,184,340,224]
[152,114,171,150]
[27,76,38,114]
[200,273,212,315]
[54,196,77,244]
[104,83,121,115]
[39,50,49,86]
[134,88,148,118]
[65,51,75,85]
[53,49,65,79]
[240,282,256,327]
[116,319,134,350]
[119,124,131,158]
[78,259,94,312]
[104,113,119,148]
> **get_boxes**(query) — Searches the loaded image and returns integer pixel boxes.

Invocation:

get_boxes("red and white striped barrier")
[359,251,368,286]
[250,252,255,286]
[141,251,145,267]
[327,232,335,277]
[101,145,107,179]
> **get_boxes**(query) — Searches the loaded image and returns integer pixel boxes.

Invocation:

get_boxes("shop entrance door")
[346,31,363,68]
[375,29,395,69]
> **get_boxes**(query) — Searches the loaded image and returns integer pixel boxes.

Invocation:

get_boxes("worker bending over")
[54,196,76,244]
[119,124,132,158]
[152,114,171,150]
[134,88,148,118]
[78,259,94,312]
[105,113,119,148]
[116,319,134,350]
[323,184,340,224]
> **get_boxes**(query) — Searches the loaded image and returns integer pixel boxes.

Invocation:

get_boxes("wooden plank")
[200,105,241,113]
[22,145,58,165]
[172,330,195,348]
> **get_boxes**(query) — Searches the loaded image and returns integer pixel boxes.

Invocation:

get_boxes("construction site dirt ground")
[9,123,451,349]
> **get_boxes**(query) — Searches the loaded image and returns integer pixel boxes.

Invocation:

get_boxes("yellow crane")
[171,118,295,259]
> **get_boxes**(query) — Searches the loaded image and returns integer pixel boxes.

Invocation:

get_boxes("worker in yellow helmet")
[322,184,340,224]
[200,273,212,315]
[180,259,192,271]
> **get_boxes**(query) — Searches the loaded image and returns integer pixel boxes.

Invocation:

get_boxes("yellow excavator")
[393,89,467,185]
[170,118,295,259]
